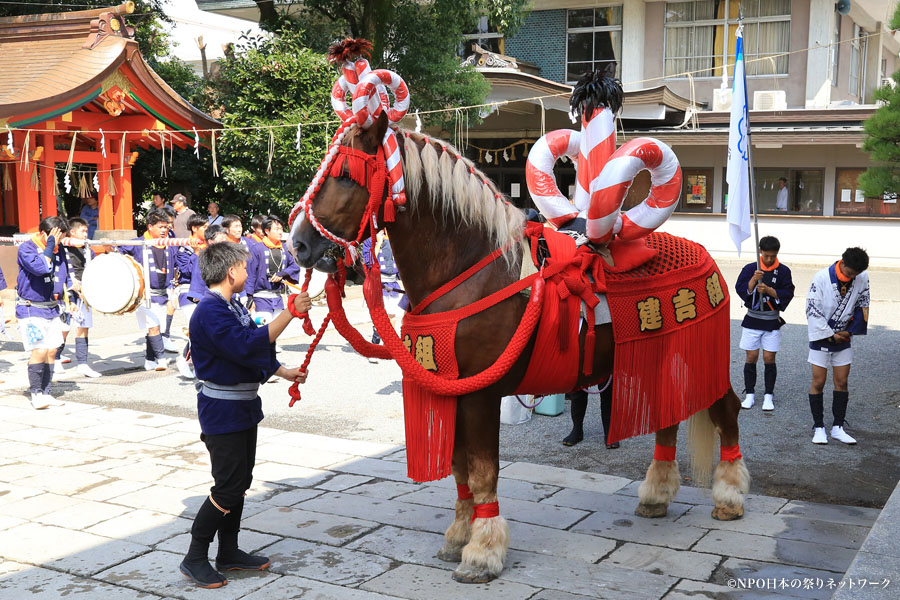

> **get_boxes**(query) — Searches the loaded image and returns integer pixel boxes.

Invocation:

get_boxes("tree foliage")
[256,0,531,123]
[211,28,335,216]
[859,5,900,198]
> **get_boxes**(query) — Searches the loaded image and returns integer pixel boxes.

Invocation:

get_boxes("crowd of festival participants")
[0,193,873,588]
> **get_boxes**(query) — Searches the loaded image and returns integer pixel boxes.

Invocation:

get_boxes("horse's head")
[292,111,390,272]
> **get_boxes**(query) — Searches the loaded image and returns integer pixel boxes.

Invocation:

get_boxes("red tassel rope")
[720,444,742,463]
[288,314,332,407]
[654,444,677,462]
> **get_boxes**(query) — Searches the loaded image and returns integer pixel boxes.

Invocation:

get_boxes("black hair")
[842,247,869,273]
[261,215,283,234]
[188,213,208,232]
[146,207,170,226]
[159,205,176,220]
[778,177,787,184]
[569,71,623,121]
[68,216,88,230]
[759,236,780,252]
[199,241,249,286]
[250,214,264,231]
[221,214,242,229]
[205,224,225,242]
[39,216,69,235]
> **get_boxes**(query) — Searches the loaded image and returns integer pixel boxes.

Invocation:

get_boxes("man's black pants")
[201,426,258,509]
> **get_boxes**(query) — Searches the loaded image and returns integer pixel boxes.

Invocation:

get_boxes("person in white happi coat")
[806,247,870,446]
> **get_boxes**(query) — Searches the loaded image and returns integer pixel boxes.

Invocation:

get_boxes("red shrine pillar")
[113,137,133,230]
[13,131,40,232]
[98,134,114,231]
[39,133,57,218]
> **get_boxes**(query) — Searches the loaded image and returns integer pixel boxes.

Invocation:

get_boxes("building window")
[849,24,862,97]
[462,16,504,58]
[754,168,824,215]
[831,16,840,86]
[566,6,623,82]
[664,0,790,78]
[835,168,900,216]
[679,168,714,212]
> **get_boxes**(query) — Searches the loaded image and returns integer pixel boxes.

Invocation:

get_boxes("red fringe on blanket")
[604,233,731,444]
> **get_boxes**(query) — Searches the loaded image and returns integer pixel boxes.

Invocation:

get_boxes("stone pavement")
[0,398,890,599]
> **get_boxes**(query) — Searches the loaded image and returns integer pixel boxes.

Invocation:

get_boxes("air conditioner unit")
[712,87,732,111]
[753,90,787,111]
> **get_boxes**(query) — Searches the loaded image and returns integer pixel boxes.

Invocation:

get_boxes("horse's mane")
[398,130,524,263]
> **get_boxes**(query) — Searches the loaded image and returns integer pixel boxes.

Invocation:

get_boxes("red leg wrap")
[456,483,473,501]
[470,501,500,523]
[654,444,677,462]
[720,444,742,463]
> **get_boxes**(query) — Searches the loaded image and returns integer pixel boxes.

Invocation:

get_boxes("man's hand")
[292,292,311,314]
[756,282,776,297]
[276,366,307,383]
[833,331,851,343]
[748,269,764,292]
[269,275,283,283]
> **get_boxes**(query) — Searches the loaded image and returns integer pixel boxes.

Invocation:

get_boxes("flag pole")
[738,14,762,270]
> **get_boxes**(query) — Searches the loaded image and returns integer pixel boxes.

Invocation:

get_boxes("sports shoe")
[762,394,774,411]
[155,358,169,371]
[830,426,857,445]
[77,364,101,378]
[741,393,755,409]
[176,355,195,379]
[30,393,49,410]
[144,359,158,371]
[163,336,178,353]
[812,427,828,444]
[42,393,64,407]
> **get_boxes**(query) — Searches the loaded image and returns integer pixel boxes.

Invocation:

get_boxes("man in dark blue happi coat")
[179,242,310,588]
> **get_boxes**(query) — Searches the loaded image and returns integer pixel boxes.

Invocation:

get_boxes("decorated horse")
[290,39,748,584]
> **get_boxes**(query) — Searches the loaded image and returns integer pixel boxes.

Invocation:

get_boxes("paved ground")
[0,397,886,599]
[2,257,897,509]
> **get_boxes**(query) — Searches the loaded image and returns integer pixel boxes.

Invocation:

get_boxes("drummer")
[174,214,209,323]
[248,215,300,325]
[120,207,177,371]
[16,216,71,409]
[56,217,102,378]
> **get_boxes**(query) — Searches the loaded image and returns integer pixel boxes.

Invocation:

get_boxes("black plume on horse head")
[570,71,623,121]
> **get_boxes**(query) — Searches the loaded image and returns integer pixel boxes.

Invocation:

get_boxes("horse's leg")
[437,417,472,563]
[453,392,508,584]
[708,387,750,521]
[635,424,680,518]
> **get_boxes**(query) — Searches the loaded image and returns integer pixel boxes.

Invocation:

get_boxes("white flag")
[726,27,751,254]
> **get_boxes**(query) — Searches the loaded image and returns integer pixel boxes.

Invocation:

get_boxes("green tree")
[859,5,900,199]
[212,28,335,216]
[252,0,531,121]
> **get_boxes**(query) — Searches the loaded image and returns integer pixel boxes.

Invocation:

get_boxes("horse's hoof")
[436,545,463,563]
[712,505,744,521]
[452,564,495,584]
[634,503,668,518]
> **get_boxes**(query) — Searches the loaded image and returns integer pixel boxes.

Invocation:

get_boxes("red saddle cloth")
[515,228,731,444]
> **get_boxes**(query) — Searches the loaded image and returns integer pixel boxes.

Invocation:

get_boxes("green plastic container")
[534,393,565,417]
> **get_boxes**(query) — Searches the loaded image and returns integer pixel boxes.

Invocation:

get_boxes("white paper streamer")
[93,173,99,191]
[5,127,12,154]
[99,128,107,157]
[64,172,71,193]
[415,110,422,134]
[295,123,302,151]
[193,127,200,158]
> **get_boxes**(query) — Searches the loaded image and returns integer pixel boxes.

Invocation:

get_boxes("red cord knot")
[288,381,301,407]
[470,501,499,522]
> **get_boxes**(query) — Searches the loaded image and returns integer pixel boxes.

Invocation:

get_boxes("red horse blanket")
[398,228,730,480]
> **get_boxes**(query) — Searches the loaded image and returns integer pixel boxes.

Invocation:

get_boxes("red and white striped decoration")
[586,137,681,243]
[526,107,682,244]
[331,59,388,121]
[525,129,580,228]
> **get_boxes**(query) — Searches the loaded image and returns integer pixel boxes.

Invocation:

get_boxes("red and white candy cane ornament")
[586,137,682,244]
[576,108,617,213]
[525,129,581,228]
[351,69,411,219]
[331,59,387,122]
